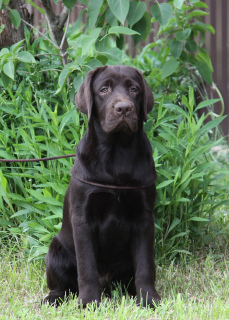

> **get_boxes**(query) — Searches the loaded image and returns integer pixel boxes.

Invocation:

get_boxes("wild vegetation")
[1,0,228,259]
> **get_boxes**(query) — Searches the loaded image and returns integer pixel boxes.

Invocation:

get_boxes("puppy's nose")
[115,102,133,115]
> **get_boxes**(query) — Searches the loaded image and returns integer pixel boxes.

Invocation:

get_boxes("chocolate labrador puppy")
[44,65,160,308]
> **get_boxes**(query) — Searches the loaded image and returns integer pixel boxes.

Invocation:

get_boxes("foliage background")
[0,0,228,260]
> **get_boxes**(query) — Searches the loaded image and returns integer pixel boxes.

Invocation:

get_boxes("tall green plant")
[147,89,227,258]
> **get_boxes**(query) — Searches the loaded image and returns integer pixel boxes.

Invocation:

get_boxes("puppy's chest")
[86,190,143,228]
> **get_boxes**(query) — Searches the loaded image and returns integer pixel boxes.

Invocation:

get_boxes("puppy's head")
[75,65,154,134]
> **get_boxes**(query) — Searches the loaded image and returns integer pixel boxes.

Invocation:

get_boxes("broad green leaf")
[11,209,31,218]
[96,54,108,65]
[106,47,126,64]
[0,150,15,160]
[29,222,49,234]
[28,190,62,206]
[0,0,2,9]
[195,61,212,84]
[173,0,185,9]
[68,9,85,34]
[73,75,84,92]
[1,71,12,87]
[165,103,188,118]
[127,0,146,28]
[0,219,14,226]
[205,23,215,34]
[199,116,227,135]
[108,26,140,36]
[170,40,183,58]
[178,169,196,186]
[144,119,154,132]
[170,232,188,241]
[10,9,21,29]
[9,227,21,233]
[184,28,192,38]
[161,58,180,80]
[192,1,208,8]
[39,234,53,242]
[81,36,96,55]
[17,51,36,63]
[8,193,26,201]
[185,40,197,52]
[132,12,151,45]
[80,28,102,56]
[189,9,209,18]
[3,61,15,80]
[176,198,190,202]
[11,39,25,53]
[188,217,210,222]
[57,67,70,92]
[105,8,118,27]
[116,34,124,50]
[174,166,181,184]
[188,86,195,110]
[62,0,76,10]
[0,171,8,191]
[90,28,103,39]
[176,29,191,41]
[0,24,4,34]
[196,99,221,111]
[0,48,9,57]
[156,180,174,189]
[150,3,173,26]
[175,31,185,41]
[167,217,180,234]
[88,0,103,29]
[197,50,213,71]
[155,223,163,231]
[107,0,129,25]
[87,59,103,70]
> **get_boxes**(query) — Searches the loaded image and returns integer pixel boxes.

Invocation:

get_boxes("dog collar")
[75,176,154,190]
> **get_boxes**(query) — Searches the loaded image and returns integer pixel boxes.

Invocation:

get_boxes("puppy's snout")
[114,102,133,116]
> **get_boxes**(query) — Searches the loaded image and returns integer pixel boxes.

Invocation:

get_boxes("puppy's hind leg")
[43,236,78,306]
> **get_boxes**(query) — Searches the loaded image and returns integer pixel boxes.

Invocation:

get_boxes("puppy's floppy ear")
[136,69,154,122]
[75,66,107,123]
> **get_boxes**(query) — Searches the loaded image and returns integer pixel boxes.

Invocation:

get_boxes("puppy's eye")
[101,87,109,93]
[130,86,137,93]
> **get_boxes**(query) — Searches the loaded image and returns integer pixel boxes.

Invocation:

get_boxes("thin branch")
[39,69,61,73]
[39,0,56,25]
[21,18,59,50]
[45,12,57,44]
[59,6,69,29]
[35,53,62,57]
[60,12,70,51]
[39,0,69,65]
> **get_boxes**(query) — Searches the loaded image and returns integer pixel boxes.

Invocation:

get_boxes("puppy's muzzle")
[114,101,134,117]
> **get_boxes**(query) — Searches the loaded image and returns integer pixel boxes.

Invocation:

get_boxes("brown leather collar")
[75,176,154,190]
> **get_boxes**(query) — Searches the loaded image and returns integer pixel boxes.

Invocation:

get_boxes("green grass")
[0,243,228,320]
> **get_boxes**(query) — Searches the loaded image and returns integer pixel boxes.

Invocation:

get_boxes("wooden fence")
[31,0,229,139]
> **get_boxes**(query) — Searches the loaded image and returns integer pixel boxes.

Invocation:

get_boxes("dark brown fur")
[44,65,160,308]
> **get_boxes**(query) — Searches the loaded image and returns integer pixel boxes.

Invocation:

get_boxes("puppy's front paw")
[137,289,161,308]
[42,291,65,307]
[78,288,101,308]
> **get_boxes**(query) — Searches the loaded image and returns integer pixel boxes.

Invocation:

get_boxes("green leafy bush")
[0,0,228,259]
